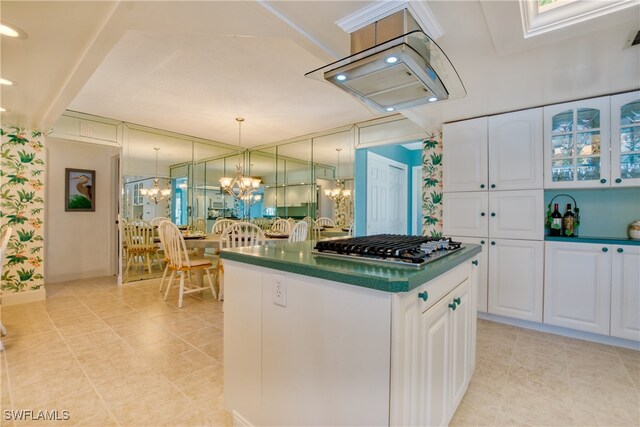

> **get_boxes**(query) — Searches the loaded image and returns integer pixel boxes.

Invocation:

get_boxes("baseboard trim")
[1,288,47,306]
[478,311,640,351]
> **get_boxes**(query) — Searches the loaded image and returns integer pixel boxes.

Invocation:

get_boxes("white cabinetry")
[443,109,542,192]
[544,96,611,188]
[488,239,544,322]
[545,242,640,340]
[450,237,488,312]
[611,245,640,340]
[610,91,640,187]
[442,192,488,237]
[443,117,488,192]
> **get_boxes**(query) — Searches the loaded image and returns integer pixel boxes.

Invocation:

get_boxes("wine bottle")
[562,203,575,237]
[550,203,562,236]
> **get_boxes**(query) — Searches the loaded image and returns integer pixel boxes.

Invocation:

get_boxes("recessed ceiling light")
[336,74,347,81]
[0,24,20,38]
[385,56,398,64]
[385,107,395,112]
[0,107,7,112]
[0,78,13,86]
[428,97,438,102]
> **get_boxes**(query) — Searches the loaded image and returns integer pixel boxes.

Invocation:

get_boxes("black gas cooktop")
[313,234,463,267]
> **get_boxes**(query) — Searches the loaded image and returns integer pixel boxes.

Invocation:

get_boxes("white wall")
[45,137,121,283]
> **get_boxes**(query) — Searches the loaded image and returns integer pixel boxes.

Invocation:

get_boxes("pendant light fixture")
[219,118,261,201]
[324,148,351,201]
[139,147,171,204]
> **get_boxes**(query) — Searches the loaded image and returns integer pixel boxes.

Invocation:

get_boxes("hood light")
[336,74,347,81]
[385,56,398,64]
[0,24,19,37]
[0,78,13,86]
[385,107,395,112]
[428,97,438,102]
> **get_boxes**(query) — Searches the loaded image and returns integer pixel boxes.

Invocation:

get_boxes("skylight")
[520,0,637,38]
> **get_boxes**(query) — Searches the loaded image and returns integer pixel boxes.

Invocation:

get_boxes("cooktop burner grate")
[313,234,463,267]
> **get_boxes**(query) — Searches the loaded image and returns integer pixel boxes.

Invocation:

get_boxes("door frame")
[412,165,422,235]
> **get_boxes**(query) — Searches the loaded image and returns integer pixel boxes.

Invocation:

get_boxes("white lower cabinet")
[488,239,544,322]
[544,242,611,334]
[611,245,640,340]
[545,242,640,339]
[451,236,488,312]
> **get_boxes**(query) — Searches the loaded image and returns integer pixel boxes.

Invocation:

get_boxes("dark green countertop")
[220,241,482,293]
[545,236,640,246]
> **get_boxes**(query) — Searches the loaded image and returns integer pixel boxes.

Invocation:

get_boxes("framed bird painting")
[65,168,95,212]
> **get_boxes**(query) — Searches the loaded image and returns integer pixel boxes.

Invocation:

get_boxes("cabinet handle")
[454,297,461,305]
[491,241,496,245]
[617,248,624,253]
[602,247,608,252]
[491,184,496,189]
[418,291,429,301]
[600,178,607,184]
[481,212,486,217]
[448,303,457,311]
[615,178,622,184]
[480,240,485,244]
[472,260,478,266]
[480,184,485,189]
[491,212,496,217]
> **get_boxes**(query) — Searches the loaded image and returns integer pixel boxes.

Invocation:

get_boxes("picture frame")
[65,168,95,212]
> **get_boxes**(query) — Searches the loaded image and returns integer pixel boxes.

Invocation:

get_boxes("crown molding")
[336,1,443,40]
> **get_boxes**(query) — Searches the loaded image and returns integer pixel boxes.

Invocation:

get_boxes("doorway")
[366,151,408,235]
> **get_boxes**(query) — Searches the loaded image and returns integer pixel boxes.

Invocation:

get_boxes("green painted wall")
[544,188,640,238]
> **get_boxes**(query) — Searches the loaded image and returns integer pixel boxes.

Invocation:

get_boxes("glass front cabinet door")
[544,97,611,188]
[611,91,640,187]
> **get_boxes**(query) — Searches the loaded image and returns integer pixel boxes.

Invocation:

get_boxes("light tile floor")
[1,276,638,426]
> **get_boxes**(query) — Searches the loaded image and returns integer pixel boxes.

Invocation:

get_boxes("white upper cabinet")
[544,96,611,188]
[443,117,488,192]
[442,192,488,237]
[488,108,543,190]
[610,91,640,187]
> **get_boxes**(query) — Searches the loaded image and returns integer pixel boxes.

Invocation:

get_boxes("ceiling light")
[139,148,171,204]
[0,24,19,37]
[0,107,6,112]
[385,56,398,64]
[428,97,438,102]
[336,74,347,81]
[385,107,395,112]
[0,78,13,86]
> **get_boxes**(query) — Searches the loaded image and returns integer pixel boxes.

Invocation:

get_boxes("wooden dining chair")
[315,217,335,227]
[156,220,173,292]
[149,217,167,226]
[193,217,207,234]
[0,226,12,351]
[252,217,272,231]
[163,222,217,308]
[288,221,308,242]
[212,219,236,234]
[271,219,291,234]
[218,222,266,301]
[124,221,161,277]
[302,216,319,240]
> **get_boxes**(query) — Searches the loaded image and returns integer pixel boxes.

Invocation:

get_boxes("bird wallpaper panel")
[0,127,45,293]
[422,131,443,237]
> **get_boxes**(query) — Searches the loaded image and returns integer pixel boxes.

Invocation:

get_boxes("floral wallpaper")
[0,127,45,293]
[422,131,443,237]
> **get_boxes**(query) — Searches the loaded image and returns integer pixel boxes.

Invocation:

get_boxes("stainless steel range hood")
[306,9,465,113]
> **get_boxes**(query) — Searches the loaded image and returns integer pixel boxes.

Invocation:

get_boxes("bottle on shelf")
[550,203,562,236]
[562,203,575,237]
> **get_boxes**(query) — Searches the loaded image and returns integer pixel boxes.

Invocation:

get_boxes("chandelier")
[219,118,261,201]
[140,147,171,204]
[324,148,351,201]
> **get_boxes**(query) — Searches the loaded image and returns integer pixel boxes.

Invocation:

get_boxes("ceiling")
[2,1,639,150]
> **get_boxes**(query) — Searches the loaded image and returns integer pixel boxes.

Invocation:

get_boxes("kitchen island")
[221,240,482,426]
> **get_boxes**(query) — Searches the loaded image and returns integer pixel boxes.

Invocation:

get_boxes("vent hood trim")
[305,30,466,113]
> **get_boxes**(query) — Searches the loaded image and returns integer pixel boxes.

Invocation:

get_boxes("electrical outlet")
[273,275,286,307]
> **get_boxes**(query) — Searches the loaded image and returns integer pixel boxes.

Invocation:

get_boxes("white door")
[610,91,640,187]
[610,245,640,340]
[544,242,611,335]
[488,239,543,322]
[366,152,407,235]
[544,96,611,188]
[451,236,488,313]
[488,190,544,240]
[488,108,543,190]
[419,296,450,427]
[442,192,488,238]
[443,117,488,192]
[412,166,422,235]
